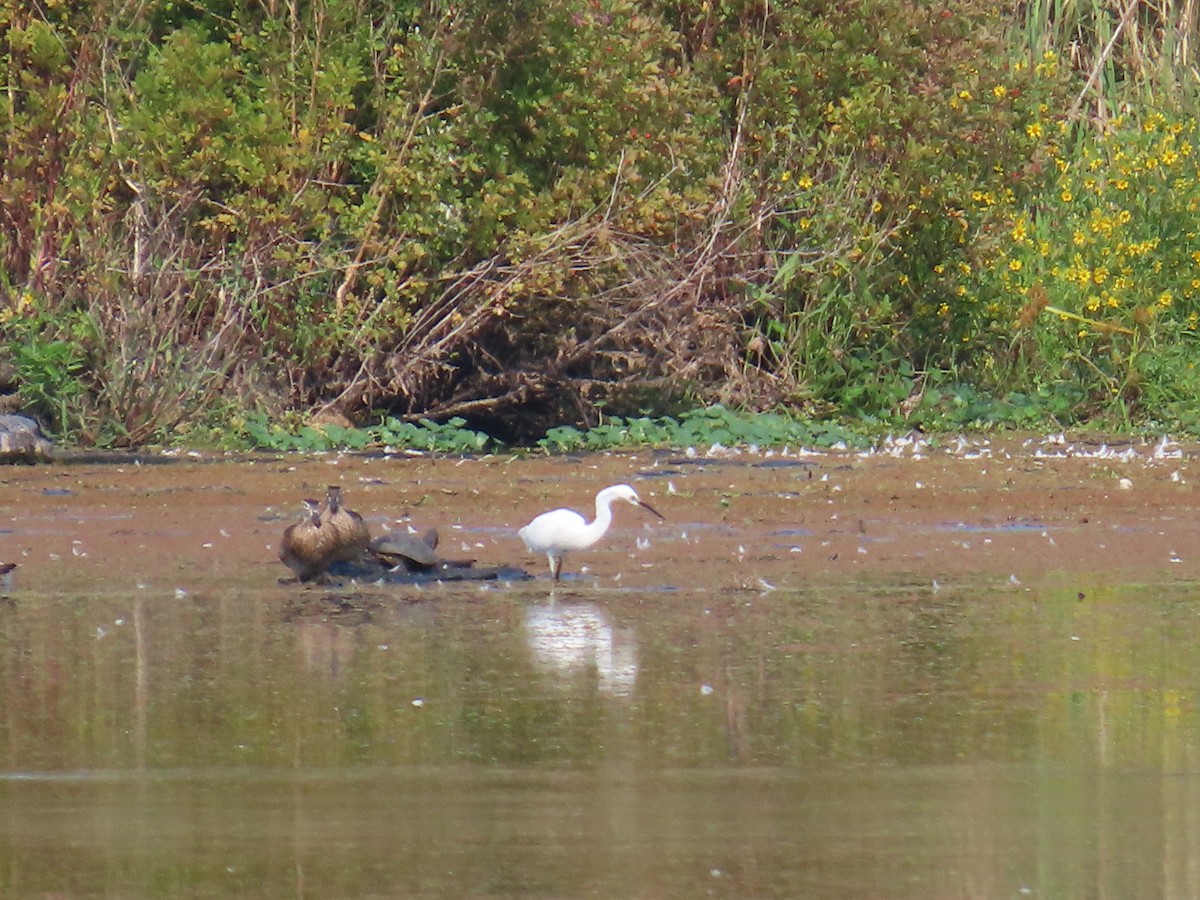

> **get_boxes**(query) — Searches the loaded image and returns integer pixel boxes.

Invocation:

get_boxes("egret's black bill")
[637,500,665,520]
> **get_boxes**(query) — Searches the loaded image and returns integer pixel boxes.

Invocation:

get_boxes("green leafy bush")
[4,0,1200,444]
[953,109,1200,424]
[2,298,89,436]
[537,405,860,451]
[239,413,491,454]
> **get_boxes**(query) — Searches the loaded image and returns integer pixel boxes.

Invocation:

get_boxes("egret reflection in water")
[523,601,638,696]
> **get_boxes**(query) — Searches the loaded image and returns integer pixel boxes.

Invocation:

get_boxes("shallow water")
[2,439,1200,897]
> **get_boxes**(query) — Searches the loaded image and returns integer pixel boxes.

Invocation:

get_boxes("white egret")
[518,483,664,580]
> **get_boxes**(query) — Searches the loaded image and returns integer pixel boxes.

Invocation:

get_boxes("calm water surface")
[3,579,1199,898]
[1,450,1199,897]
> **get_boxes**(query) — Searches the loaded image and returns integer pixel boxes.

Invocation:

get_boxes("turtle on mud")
[0,415,53,463]
[368,527,476,573]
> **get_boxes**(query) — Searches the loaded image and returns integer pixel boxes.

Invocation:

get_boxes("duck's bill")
[637,500,665,520]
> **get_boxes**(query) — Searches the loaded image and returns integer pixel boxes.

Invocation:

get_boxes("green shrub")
[958,109,1200,424]
[5,0,1200,443]
[537,405,860,451]
[3,298,89,436]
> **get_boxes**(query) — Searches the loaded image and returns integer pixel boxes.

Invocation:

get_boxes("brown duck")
[278,498,337,582]
[324,485,371,563]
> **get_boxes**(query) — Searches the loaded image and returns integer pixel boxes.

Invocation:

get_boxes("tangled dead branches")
[323,102,807,440]
[319,210,790,441]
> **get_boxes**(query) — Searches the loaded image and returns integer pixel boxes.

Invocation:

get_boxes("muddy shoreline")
[0,433,1194,597]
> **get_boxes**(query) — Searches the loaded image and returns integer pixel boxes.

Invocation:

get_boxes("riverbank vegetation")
[4,0,1200,448]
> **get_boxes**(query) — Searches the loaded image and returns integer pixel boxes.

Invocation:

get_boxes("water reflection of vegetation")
[2,581,1198,774]
[3,578,1200,895]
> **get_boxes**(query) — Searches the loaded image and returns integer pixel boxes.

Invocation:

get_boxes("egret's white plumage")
[518,483,664,580]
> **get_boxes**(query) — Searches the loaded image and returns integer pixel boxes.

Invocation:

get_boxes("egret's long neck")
[581,496,616,548]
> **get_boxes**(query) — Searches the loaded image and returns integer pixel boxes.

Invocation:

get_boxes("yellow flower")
[1035,53,1058,77]
[1009,259,1023,272]
[1158,291,1173,308]
[798,174,814,189]
[1061,189,1074,202]
[899,274,910,285]
[959,90,972,101]
[1026,122,1043,140]
[781,171,791,183]
[993,85,1007,99]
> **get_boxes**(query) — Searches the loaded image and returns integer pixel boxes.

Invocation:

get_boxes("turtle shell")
[369,527,440,570]
[0,414,53,462]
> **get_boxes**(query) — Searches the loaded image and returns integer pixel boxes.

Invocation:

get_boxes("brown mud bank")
[0,433,1197,597]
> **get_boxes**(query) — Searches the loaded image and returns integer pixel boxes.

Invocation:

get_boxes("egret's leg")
[549,555,562,580]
